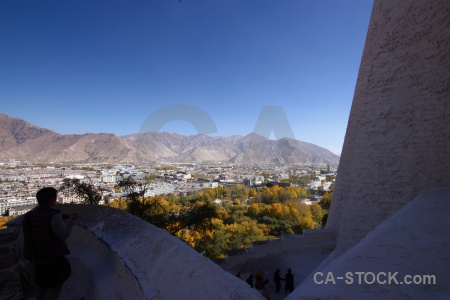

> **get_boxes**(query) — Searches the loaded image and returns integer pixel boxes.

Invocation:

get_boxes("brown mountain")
[0,113,339,164]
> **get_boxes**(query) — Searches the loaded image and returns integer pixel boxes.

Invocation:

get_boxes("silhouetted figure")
[22,187,78,300]
[262,279,270,299]
[274,269,284,293]
[255,270,264,289]
[285,268,294,294]
[236,271,241,279]
[246,274,254,288]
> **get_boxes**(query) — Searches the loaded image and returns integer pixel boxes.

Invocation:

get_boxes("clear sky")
[0,0,373,155]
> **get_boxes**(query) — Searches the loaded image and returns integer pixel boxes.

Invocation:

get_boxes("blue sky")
[0,0,373,155]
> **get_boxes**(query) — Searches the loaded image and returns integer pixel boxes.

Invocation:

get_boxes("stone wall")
[0,226,32,299]
[6,204,265,299]
[52,204,265,300]
[326,0,450,256]
[293,188,450,299]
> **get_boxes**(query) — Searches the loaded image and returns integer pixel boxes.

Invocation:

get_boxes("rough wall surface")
[292,188,450,299]
[326,0,450,255]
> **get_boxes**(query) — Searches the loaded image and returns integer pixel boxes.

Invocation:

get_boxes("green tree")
[168,201,218,235]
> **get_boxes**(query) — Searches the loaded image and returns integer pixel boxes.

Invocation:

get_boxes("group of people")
[243,268,295,299]
[274,268,294,294]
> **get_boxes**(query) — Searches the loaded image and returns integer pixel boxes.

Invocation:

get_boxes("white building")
[102,175,118,183]
[319,182,332,192]
[307,180,321,190]
[59,193,85,204]
[0,197,37,215]
[199,182,218,188]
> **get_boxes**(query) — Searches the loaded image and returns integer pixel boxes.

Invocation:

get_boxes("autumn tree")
[167,201,218,236]
[296,203,315,230]
[322,192,332,209]
[279,187,298,203]
[247,203,260,218]
[116,176,154,219]
[310,202,323,223]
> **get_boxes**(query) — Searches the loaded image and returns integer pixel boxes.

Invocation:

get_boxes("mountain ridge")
[0,113,339,164]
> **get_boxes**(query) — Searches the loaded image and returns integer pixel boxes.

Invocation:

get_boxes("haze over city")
[0,0,374,155]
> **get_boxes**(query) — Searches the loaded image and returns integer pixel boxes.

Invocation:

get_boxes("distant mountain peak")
[0,113,339,164]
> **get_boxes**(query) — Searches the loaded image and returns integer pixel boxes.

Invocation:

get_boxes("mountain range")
[0,113,339,164]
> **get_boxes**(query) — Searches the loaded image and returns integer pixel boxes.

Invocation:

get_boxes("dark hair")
[36,187,58,205]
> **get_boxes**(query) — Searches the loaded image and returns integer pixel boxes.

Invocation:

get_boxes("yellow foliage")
[248,188,257,198]
[267,203,283,218]
[177,229,202,248]
[247,203,260,216]
[0,216,16,229]
[299,215,315,229]
[310,203,323,222]
[322,192,332,208]
[106,199,127,210]
[216,209,228,220]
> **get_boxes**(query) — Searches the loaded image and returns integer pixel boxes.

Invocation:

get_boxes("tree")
[192,218,229,258]
[279,187,297,203]
[247,203,260,218]
[266,203,284,219]
[116,177,153,218]
[248,188,257,198]
[322,192,332,209]
[59,177,103,205]
[310,203,323,223]
[116,177,218,238]
[168,201,218,235]
[296,203,315,230]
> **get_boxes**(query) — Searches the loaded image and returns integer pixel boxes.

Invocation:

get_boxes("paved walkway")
[218,231,336,300]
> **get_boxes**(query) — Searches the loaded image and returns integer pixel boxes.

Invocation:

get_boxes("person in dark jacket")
[274,269,284,293]
[246,274,254,288]
[23,187,78,300]
[285,268,294,294]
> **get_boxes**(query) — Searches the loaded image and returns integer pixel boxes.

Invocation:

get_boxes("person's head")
[288,268,292,273]
[36,187,58,206]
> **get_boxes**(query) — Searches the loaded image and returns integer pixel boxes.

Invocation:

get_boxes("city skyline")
[0,1,374,155]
